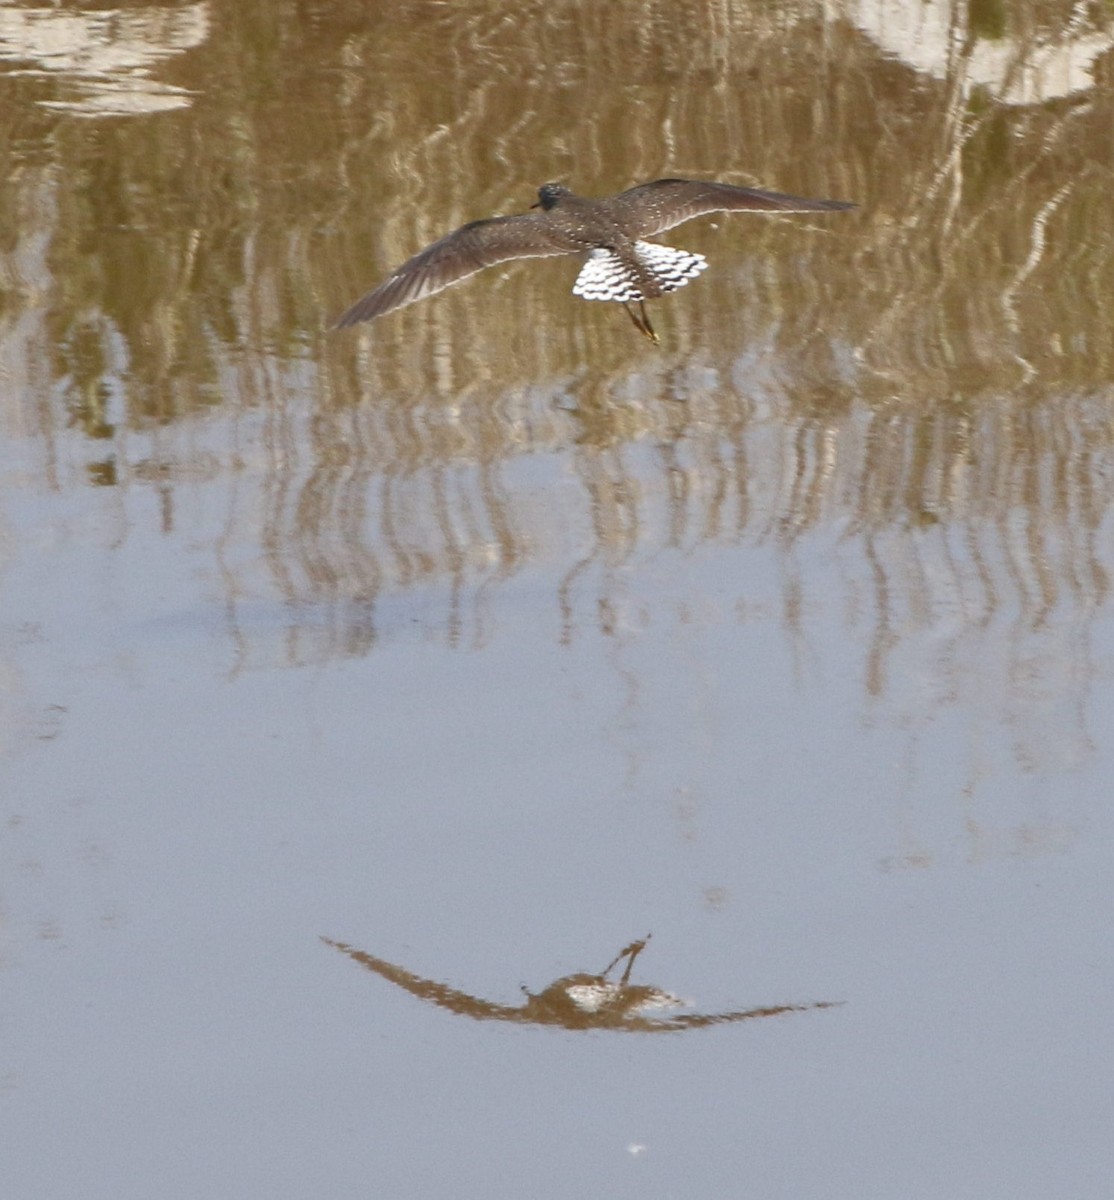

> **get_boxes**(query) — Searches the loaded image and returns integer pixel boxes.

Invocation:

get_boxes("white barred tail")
[572,241,707,303]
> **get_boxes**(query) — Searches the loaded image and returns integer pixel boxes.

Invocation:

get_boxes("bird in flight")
[334,178,855,343]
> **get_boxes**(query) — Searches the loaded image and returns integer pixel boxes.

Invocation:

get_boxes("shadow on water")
[323,935,841,1032]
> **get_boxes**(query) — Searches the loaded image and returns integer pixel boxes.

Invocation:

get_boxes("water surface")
[2,2,1113,1197]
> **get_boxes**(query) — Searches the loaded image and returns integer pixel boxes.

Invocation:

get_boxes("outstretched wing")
[600,178,856,239]
[334,211,581,328]
[644,999,843,1030]
[322,938,524,1021]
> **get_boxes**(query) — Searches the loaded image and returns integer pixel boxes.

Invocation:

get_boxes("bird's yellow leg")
[622,301,660,344]
[637,301,659,345]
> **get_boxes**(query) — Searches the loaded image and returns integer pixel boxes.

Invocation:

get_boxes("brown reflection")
[324,935,839,1032]
[0,3,207,117]
[4,0,1114,756]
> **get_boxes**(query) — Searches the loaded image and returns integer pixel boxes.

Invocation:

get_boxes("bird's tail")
[572,242,707,303]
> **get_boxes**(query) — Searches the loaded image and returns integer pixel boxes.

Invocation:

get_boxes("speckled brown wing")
[334,211,582,328]
[599,178,856,239]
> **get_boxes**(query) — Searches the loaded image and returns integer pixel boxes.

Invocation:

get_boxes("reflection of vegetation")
[4,1,1113,743]
[2,4,1106,399]
[7,0,1109,431]
[969,0,1008,40]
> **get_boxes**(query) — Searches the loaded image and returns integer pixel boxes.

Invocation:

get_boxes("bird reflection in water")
[323,935,840,1032]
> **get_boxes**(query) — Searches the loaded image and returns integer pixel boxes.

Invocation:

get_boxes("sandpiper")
[335,177,854,342]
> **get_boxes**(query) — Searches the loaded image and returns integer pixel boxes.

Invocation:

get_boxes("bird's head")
[533,182,573,210]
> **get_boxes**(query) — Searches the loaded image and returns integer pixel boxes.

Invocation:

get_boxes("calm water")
[2,2,1113,1197]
